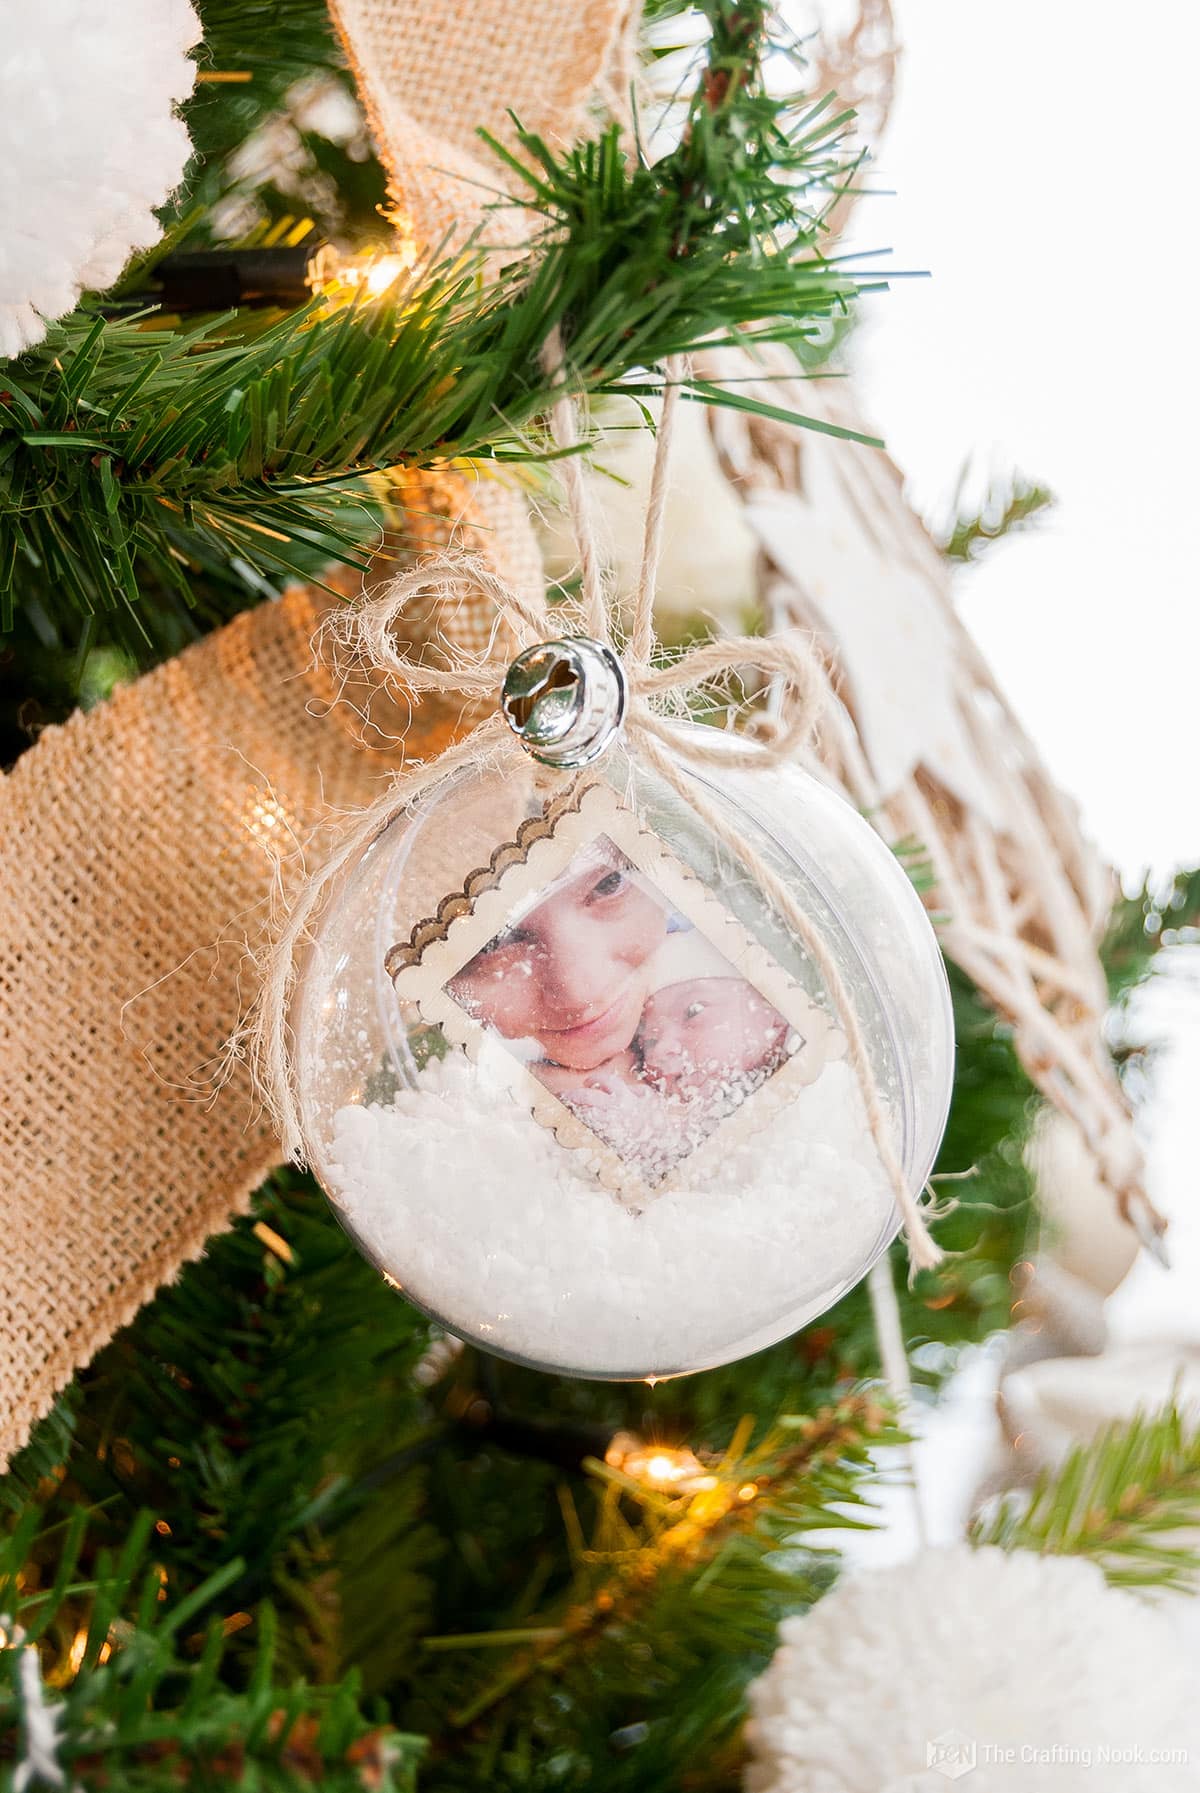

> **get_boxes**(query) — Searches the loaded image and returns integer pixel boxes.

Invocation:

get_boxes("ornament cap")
[500,637,627,768]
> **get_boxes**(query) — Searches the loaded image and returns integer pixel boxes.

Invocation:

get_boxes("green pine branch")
[1,1173,438,1784]
[186,0,349,167]
[406,1396,899,1791]
[179,2,391,255]
[1101,866,1200,1003]
[14,1174,439,1675]
[938,464,1055,564]
[1,0,877,660]
[970,1405,1200,1593]
[0,1509,424,1791]
[2,1180,907,1793]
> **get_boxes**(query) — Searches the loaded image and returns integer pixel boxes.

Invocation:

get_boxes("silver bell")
[500,637,627,769]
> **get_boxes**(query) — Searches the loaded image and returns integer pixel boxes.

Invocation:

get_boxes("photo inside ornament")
[294,728,955,1378]
[385,780,842,1206]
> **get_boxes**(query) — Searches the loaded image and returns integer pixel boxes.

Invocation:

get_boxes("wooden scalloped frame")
[386,780,845,1207]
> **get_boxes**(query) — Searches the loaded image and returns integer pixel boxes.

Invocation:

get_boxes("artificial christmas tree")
[2,4,1198,1789]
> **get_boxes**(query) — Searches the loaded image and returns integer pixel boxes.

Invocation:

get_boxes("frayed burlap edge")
[328,0,638,245]
[0,472,543,1472]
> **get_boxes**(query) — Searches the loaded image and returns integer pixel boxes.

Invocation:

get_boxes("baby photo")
[443,830,801,1185]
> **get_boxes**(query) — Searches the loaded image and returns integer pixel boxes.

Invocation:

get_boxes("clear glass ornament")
[293,725,954,1378]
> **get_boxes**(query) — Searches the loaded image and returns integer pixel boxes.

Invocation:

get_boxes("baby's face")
[448,840,668,1071]
[638,977,789,1096]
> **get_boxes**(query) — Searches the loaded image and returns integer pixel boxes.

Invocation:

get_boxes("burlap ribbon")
[0,1,636,1469]
[329,0,637,247]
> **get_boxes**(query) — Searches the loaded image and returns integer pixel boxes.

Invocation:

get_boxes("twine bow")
[254,347,943,1271]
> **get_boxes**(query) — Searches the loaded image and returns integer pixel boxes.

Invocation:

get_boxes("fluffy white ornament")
[0,0,200,357]
[1025,1107,1140,1296]
[1002,1340,1200,1466]
[744,1546,1199,1792]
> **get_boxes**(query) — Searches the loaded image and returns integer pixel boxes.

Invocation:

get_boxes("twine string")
[255,338,943,1270]
[542,341,941,1269]
[628,355,684,672]
[542,326,607,640]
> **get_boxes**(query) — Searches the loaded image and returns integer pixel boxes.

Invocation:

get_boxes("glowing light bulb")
[605,1433,717,1494]
[318,242,419,305]
[363,253,410,297]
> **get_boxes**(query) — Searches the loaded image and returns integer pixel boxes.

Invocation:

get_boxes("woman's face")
[448,839,668,1070]
[638,977,789,1096]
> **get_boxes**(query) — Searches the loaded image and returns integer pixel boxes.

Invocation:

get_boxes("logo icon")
[927,1731,977,1780]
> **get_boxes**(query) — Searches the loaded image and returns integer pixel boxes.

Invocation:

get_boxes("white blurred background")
[853,0,1200,879]
[840,0,1200,1548]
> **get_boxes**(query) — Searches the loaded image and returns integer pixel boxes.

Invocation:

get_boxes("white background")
[852,0,1199,879]
[838,0,1200,1549]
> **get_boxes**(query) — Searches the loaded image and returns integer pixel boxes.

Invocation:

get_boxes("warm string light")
[361,253,415,298]
[316,242,418,306]
[599,1407,884,1556]
[603,1419,772,1526]
[146,229,417,315]
[252,1220,294,1265]
[65,1629,112,1678]
[241,790,297,859]
[605,1433,718,1495]
[440,1400,893,1728]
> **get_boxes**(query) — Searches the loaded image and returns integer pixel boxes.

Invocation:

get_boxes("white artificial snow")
[0,0,200,357]
[326,1055,896,1376]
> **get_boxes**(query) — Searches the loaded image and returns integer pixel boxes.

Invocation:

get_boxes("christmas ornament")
[1026,1107,1140,1296]
[292,718,952,1377]
[744,1545,1200,1792]
[1002,1341,1200,1468]
[0,0,1149,1464]
[0,0,200,357]
[275,360,953,1378]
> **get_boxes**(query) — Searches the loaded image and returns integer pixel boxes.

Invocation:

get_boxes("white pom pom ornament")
[0,0,200,357]
[745,1545,1200,1792]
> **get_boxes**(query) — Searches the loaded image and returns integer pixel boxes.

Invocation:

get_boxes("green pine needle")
[1,0,878,658]
[0,1513,425,1790]
[939,466,1055,564]
[970,1404,1200,1593]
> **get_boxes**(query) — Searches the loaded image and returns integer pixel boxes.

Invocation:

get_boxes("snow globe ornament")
[293,638,954,1378]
